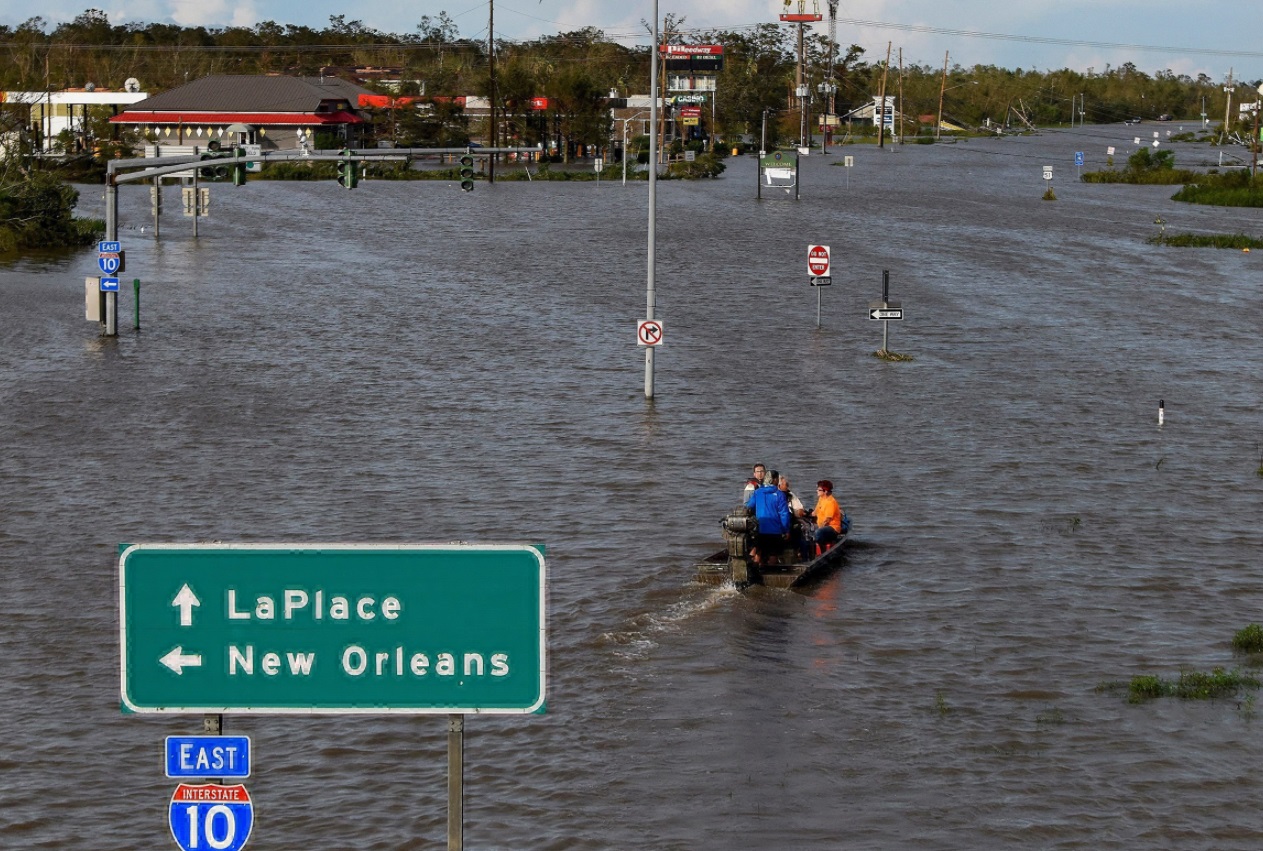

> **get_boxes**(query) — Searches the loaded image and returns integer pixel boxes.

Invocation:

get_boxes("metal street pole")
[447,715,464,851]
[646,0,658,399]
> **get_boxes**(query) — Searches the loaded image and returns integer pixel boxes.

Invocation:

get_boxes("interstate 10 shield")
[169,784,254,851]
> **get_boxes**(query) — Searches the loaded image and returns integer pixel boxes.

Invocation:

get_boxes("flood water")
[3,125,1263,850]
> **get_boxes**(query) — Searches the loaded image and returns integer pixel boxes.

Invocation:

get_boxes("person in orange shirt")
[812,479,845,552]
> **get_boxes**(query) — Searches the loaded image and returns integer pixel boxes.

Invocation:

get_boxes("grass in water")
[934,690,950,716]
[1126,667,1260,703]
[873,349,915,362]
[1233,623,1263,653]
[1147,232,1263,249]
[1042,186,1057,201]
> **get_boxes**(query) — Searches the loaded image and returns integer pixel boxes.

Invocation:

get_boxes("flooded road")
[3,125,1263,849]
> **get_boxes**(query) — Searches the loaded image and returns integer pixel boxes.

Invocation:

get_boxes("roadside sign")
[1074,151,1084,166]
[98,253,121,275]
[843,156,854,167]
[100,277,120,292]
[119,543,547,714]
[169,784,253,851]
[1107,146,1116,156]
[810,276,832,287]
[869,307,904,320]
[593,158,603,171]
[99,241,121,253]
[166,736,251,779]
[807,244,830,277]
[637,320,664,346]
[1042,166,1053,180]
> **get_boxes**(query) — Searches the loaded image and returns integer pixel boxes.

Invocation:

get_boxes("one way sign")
[868,307,903,320]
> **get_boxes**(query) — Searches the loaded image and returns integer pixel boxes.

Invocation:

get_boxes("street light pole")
[646,0,658,400]
[621,111,649,186]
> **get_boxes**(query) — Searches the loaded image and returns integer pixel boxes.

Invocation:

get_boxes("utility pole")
[822,0,838,153]
[796,22,807,148]
[1222,68,1235,145]
[936,51,949,140]
[488,0,496,184]
[876,42,891,148]
[897,48,905,144]
[658,25,670,164]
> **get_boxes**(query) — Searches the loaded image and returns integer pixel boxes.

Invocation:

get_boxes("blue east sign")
[166,735,251,778]
[98,241,121,253]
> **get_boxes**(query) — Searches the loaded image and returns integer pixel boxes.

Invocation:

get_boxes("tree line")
[1,9,1251,154]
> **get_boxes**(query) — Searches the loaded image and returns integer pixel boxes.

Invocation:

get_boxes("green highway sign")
[119,543,546,715]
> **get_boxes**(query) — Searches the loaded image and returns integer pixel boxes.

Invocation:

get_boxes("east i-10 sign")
[119,543,547,714]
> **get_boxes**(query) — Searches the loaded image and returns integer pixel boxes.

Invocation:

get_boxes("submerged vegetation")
[1171,169,1263,207]
[1147,232,1263,248]
[1081,147,1199,185]
[1101,625,1263,706]
[1125,668,1260,703]
[873,350,915,362]
[1233,623,1263,653]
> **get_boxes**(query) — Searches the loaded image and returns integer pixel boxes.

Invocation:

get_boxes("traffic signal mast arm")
[105,147,537,186]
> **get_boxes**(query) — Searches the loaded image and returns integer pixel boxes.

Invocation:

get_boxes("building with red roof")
[109,74,373,152]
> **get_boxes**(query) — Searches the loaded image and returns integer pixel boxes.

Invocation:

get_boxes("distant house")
[109,75,373,153]
[1,86,149,154]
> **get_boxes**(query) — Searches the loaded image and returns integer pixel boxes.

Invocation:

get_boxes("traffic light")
[459,155,475,192]
[231,147,247,186]
[199,139,229,180]
[336,150,359,189]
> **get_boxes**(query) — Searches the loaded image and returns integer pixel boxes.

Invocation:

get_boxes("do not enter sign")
[808,245,830,277]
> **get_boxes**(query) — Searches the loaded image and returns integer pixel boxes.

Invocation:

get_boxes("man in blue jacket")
[746,482,792,566]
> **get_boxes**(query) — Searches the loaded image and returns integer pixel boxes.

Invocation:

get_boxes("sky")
[4,0,1261,82]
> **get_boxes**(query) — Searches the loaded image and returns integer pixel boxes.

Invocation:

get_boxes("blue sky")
[5,0,1260,81]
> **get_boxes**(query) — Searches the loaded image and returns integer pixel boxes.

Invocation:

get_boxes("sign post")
[97,241,123,336]
[807,244,831,327]
[869,269,905,352]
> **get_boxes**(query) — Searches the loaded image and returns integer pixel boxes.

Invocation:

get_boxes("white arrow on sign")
[160,646,203,675]
[172,584,201,627]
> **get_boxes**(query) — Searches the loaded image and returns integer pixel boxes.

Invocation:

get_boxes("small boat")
[695,508,849,589]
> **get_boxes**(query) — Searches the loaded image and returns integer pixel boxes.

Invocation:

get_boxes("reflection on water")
[3,128,1263,849]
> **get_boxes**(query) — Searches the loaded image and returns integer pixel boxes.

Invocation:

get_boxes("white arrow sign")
[160,646,203,675]
[171,584,201,627]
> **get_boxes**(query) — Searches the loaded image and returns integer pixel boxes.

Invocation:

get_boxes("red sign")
[530,97,549,111]
[679,106,701,118]
[660,44,723,55]
[637,320,664,346]
[807,244,830,277]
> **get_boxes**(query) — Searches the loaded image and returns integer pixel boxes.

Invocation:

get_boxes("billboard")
[661,44,724,74]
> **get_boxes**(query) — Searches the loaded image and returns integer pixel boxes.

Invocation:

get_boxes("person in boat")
[812,480,844,552]
[777,474,806,517]
[777,475,814,561]
[746,477,792,566]
[742,463,768,501]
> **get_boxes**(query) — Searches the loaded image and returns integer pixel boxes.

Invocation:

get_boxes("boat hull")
[695,535,848,589]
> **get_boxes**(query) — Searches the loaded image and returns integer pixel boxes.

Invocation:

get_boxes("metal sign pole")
[202,713,224,785]
[645,0,659,400]
[448,714,464,851]
[817,284,822,328]
[192,169,199,239]
[882,270,890,351]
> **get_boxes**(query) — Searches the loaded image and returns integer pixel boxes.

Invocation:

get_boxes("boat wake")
[600,582,740,660]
